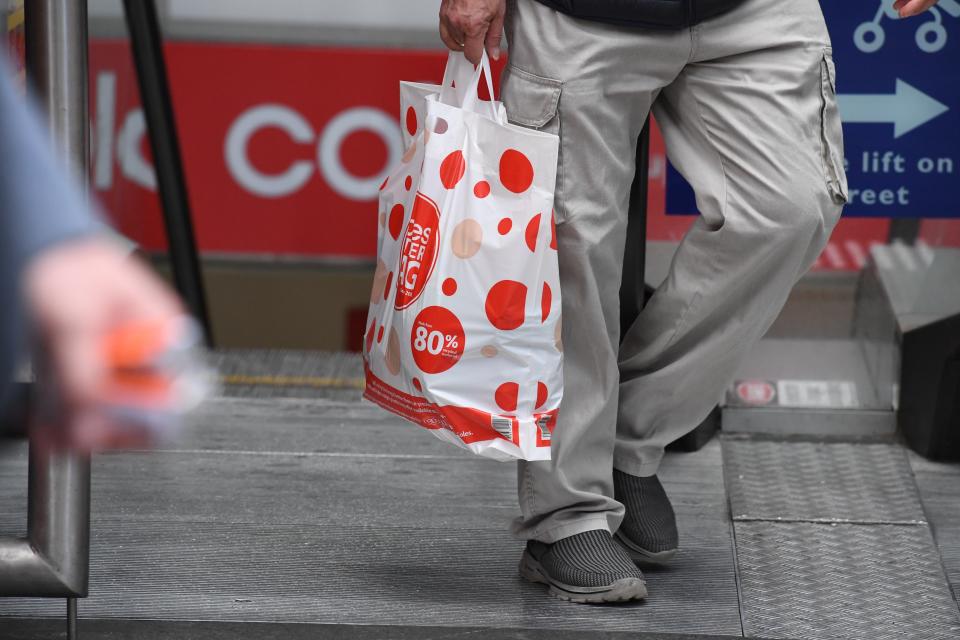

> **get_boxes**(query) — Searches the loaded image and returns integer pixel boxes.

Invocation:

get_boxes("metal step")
[0,619,759,640]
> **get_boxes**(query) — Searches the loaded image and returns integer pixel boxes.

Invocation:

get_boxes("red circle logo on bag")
[395,192,441,310]
[411,306,465,374]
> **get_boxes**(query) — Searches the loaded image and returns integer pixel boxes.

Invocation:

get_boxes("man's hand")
[439,0,506,64]
[24,236,184,450]
[893,0,940,17]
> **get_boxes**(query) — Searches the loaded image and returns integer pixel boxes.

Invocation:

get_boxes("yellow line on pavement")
[7,6,24,31]
[221,374,365,390]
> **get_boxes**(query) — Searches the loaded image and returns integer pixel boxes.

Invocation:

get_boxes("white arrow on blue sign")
[838,79,949,138]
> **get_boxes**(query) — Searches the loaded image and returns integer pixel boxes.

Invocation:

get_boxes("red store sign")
[90,39,908,269]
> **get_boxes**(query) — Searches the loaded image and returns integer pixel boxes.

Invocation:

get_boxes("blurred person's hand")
[439,0,505,64]
[23,236,183,450]
[893,0,940,17]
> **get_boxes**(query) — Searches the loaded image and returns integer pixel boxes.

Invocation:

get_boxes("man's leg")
[502,0,688,544]
[615,0,846,476]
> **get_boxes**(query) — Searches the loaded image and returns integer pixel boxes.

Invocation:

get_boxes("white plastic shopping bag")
[363,52,562,462]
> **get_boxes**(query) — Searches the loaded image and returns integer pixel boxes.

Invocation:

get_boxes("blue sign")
[667,0,959,218]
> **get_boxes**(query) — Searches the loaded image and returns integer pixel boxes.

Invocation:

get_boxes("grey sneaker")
[613,470,679,564]
[519,530,648,603]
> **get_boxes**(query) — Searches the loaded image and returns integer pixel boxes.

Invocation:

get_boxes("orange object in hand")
[103,318,183,371]
[95,316,214,439]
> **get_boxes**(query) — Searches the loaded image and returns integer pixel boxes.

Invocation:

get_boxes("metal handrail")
[0,444,91,600]
[0,2,93,637]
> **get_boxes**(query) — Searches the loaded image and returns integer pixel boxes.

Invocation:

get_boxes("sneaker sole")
[614,530,678,565]
[518,550,647,604]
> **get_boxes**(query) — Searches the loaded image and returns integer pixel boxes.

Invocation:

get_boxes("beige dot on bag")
[386,328,402,375]
[371,260,388,303]
[402,141,418,164]
[554,318,563,352]
[481,345,498,358]
[451,219,483,258]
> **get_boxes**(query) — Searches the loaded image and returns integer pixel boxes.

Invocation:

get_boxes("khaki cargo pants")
[501,0,847,542]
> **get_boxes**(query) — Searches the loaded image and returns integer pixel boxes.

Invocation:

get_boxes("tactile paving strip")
[210,350,364,400]
[723,439,926,524]
[735,521,960,640]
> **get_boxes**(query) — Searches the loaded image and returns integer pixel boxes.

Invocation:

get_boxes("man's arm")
[439,0,506,64]
[0,58,105,273]
[0,55,104,418]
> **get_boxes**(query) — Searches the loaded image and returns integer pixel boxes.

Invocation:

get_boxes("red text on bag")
[395,192,440,309]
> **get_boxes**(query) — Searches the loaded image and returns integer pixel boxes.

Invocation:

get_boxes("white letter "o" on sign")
[319,107,402,201]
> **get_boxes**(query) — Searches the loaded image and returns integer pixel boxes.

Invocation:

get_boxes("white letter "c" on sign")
[226,104,315,199]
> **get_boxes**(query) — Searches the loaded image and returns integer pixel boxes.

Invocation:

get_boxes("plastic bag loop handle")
[440,51,474,105]
[441,51,501,123]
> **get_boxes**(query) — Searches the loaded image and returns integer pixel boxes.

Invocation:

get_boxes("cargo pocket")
[500,64,567,222]
[819,48,848,205]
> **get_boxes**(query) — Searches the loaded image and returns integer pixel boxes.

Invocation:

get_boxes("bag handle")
[463,52,500,122]
[441,51,502,123]
[440,51,474,105]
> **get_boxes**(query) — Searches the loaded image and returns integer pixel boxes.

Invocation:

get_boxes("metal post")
[122,0,213,346]
[888,218,921,245]
[620,118,651,342]
[23,0,88,173]
[0,0,93,605]
[68,597,78,639]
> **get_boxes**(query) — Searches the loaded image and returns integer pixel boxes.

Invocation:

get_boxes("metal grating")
[723,439,926,524]
[909,451,960,608]
[735,521,960,640]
